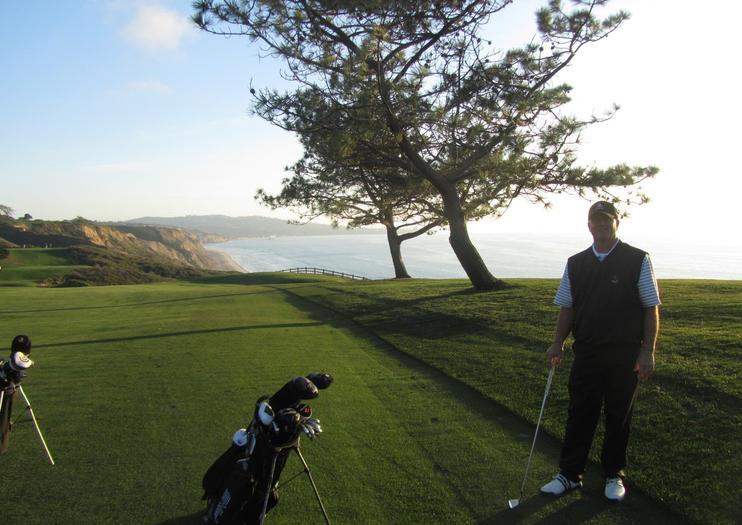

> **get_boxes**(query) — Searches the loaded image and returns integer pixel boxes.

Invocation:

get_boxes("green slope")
[0,247,87,286]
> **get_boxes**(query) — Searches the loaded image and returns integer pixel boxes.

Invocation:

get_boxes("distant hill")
[123,215,380,240]
[0,217,240,286]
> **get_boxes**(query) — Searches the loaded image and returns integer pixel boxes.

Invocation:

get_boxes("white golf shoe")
[540,473,582,496]
[605,477,626,501]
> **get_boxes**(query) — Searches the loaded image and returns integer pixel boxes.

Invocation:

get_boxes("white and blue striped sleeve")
[638,254,661,307]
[554,263,573,307]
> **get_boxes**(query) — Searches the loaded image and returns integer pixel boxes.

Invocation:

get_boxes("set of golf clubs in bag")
[1,332,333,524]
[202,371,334,525]
[0,335,55,465]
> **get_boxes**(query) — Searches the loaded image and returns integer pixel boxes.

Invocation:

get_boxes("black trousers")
[559,348,639,481]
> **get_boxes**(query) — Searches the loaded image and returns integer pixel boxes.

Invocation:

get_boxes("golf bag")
[202,372,332,525]
[0,373,17,453]
[1,336,34,454]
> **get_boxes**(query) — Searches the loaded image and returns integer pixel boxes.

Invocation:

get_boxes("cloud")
[122,5,190,51]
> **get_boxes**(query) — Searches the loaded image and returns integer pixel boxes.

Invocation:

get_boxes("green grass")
[283,276,742,525]
[0,247,88,286]
[0,272,737,524]
[0,246,219,288]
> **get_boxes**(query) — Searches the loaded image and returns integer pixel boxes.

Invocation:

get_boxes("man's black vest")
[568,241,646,352]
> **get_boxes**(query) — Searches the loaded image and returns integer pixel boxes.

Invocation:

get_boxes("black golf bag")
[0,371,17,453]
[1,342,32,454]
[202,372,332,525]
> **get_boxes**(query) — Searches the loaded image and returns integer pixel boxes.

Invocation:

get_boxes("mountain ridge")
[123,214,380,240]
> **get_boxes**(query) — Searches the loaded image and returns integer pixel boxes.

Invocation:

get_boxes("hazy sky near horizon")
[1,1,740,245]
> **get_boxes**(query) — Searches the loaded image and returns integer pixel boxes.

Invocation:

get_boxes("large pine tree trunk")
[385,225,411,279]
[441,185,501,290]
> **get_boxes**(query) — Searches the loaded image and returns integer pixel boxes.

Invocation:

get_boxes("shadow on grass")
[0,290,275,315]
[480,480,684,525]
[33,321,325,349]
[286,281,543,349]
[275,288,686,525]
[155,512,204,525]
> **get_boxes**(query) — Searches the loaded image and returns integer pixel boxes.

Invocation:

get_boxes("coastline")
[206,233,742,280]
[204,247,246,272]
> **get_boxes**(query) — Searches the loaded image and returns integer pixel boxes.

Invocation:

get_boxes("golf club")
[508,366,555,509]
[622,379,641,429]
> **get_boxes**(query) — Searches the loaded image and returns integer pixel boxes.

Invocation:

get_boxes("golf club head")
[507,499,520,509]
[11,335,31,355]
[306,371,333,390]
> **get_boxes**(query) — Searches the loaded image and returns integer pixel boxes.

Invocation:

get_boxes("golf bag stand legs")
[294,447,331,525]
[12,385,55,465]
[0,388,10,453]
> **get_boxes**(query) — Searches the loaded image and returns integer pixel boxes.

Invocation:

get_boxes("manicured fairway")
[0,248,86,286]
[1,276,688,524]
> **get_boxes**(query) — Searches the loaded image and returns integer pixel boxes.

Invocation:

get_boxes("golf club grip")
[533,367,554,433]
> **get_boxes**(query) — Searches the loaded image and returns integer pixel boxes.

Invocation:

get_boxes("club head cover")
[306,372,333,390]
[9,350,33,372]
[270,376,319,411]
[11,335,31,355]
[256,401,275,426]
[232,428,249,447]
[296,403,312,418]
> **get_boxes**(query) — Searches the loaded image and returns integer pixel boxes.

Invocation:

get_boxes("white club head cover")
[257,401,275,426]
[232,428,249,447]
[10,351,33,372]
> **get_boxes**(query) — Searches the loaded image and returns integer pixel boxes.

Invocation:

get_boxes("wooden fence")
[279,267,370,281]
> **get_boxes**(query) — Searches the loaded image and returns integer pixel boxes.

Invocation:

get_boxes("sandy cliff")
[0,220,241,272]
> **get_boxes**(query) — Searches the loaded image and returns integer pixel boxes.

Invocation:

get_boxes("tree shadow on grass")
[0,290,276,315]
[276,289,686,525]
[155,512,204,525]
[283,282,541,348]
[32,321,325,349]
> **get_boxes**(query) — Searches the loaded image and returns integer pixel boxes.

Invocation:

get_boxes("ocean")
[207,231,742,280]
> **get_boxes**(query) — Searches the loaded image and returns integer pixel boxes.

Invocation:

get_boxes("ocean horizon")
[207,231,742,281]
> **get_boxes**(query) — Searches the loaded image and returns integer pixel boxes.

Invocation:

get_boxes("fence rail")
[279,267,370,281]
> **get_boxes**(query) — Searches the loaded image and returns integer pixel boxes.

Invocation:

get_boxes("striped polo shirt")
[554,240,661,308]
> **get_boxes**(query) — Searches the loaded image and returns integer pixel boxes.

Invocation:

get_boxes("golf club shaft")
[519,366,555,496]
[256,451,279,525]
[622,380,641,428]
[18,386,55,465]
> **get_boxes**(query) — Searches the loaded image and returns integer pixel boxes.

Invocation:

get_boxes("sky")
[1,0,740,246]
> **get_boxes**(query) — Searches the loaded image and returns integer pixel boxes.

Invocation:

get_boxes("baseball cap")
[588,201,619,221]
[11,334,31,354]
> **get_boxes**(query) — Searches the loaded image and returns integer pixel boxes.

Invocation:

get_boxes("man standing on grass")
[540,201,660,501]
